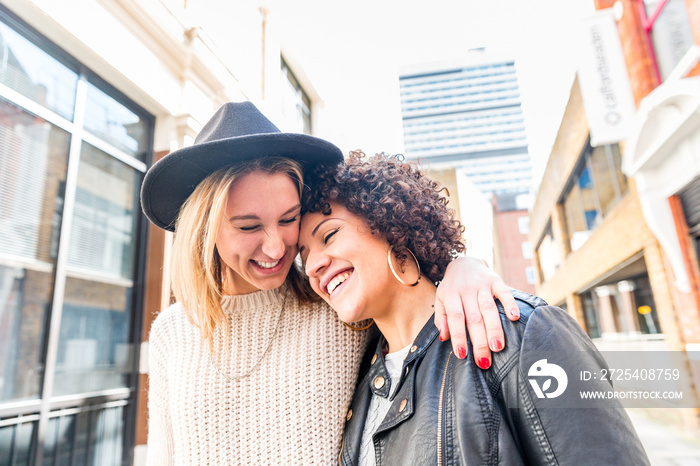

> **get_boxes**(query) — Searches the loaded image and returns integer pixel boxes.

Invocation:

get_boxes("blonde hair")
[170,157,316,349]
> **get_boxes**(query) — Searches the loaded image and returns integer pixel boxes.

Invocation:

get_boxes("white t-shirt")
[358,343,412,466]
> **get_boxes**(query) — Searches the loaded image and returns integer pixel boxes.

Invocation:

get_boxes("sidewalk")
[627,409,700,465]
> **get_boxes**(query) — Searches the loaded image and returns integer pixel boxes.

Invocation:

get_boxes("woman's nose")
[304,248,329,278]
[262,228,285,259]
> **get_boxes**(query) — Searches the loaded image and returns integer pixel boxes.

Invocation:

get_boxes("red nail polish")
[478,358,491,369]
[510,309,520,319]
[457,346,467,359]
[490,338,503,352]
[439,332,447,342]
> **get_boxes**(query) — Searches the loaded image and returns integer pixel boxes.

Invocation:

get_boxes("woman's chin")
[337,308,368,326]
[251,274,288,291]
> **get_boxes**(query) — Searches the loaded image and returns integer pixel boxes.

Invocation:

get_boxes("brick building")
[492,197,537,294]
[529,0,700,429]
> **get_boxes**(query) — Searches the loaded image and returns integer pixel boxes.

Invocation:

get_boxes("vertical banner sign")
[650,0,695,81]
[577,9,636,147]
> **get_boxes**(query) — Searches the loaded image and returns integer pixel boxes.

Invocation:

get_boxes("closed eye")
[239,225,261,232]
[323,228,340,244]
[280,216,298,225]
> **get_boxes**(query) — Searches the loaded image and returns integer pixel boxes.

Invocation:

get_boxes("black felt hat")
[140,101,343,231]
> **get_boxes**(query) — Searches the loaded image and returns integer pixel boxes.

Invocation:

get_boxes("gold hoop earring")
[342,320,375,331]
[387,245,421,287]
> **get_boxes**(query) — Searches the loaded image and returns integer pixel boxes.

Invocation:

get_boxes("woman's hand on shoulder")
[434,257,519,367]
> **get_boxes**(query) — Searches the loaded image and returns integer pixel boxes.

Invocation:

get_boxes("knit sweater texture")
[146,287,370,465]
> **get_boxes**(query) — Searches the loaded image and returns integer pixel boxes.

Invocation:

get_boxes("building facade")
[0,1,323,464]
[529,0,700,429]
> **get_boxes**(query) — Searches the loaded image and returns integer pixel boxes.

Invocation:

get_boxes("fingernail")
[439,332,446,342]
[510,308,520,319]
[478,358,491,369]
[490,338,503,352]
[457,346,467,359]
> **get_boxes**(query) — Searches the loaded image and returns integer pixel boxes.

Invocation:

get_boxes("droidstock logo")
[528,359,568,399]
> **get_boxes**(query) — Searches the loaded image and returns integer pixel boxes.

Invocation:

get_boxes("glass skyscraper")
[400,52,533,202]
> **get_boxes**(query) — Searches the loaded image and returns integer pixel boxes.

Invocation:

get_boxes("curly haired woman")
[299,151,649,465]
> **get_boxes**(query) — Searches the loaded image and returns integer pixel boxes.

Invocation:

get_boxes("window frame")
[559,138,627,253]
[0,5,153,464]
[280,56,312,135]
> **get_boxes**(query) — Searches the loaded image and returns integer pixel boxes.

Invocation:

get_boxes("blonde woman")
[140,102,517,464]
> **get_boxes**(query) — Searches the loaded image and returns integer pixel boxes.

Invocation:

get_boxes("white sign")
[577,9,637,147]
[649,0,695,81]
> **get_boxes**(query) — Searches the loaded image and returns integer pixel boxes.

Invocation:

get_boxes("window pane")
[0,420,35,465]
[42,416,59,464]
[0,19,78,120]
[67,143,139,280]
[517,216,529,234]
[52,279,134,396]
[72,411,90,465]
[579,164,600,230]
[55,414,76,466]
[633,275,661,334]
[563,182,588,251]
[537,223,560,281]
[41,406,126,466]
[578,165,592,189]
[525,266,536,285]
[0,423,13,466]
[281,59,312,135]
[611,144,628,198]
[581,290,602,339]
[563,159,601,252]
[0,99,70,402]
[647,0,695,81]
[57,404,125,466]
[53,143,140,396]
[84,82,150,160]
[590,144,624,216]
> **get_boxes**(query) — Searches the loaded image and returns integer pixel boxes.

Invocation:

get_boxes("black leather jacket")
[339,290,650,465]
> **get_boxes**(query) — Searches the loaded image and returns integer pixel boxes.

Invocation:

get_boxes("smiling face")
[216,171,301,295]
[299,202,401,323]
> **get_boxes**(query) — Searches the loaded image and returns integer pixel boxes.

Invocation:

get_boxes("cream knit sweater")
[146,288,369,465]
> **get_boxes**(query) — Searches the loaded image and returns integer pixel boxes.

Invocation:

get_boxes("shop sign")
[577,9,636,147]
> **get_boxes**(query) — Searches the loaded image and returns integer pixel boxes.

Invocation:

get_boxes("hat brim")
[140,132,343,231]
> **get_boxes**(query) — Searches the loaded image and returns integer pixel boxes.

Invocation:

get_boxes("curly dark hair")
[302,151,465,283]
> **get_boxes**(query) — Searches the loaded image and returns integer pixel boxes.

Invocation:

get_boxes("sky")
[268,0,596,185]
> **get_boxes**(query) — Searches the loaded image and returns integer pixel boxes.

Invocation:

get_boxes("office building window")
[0,8,152,464]
[561,142,627,252]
